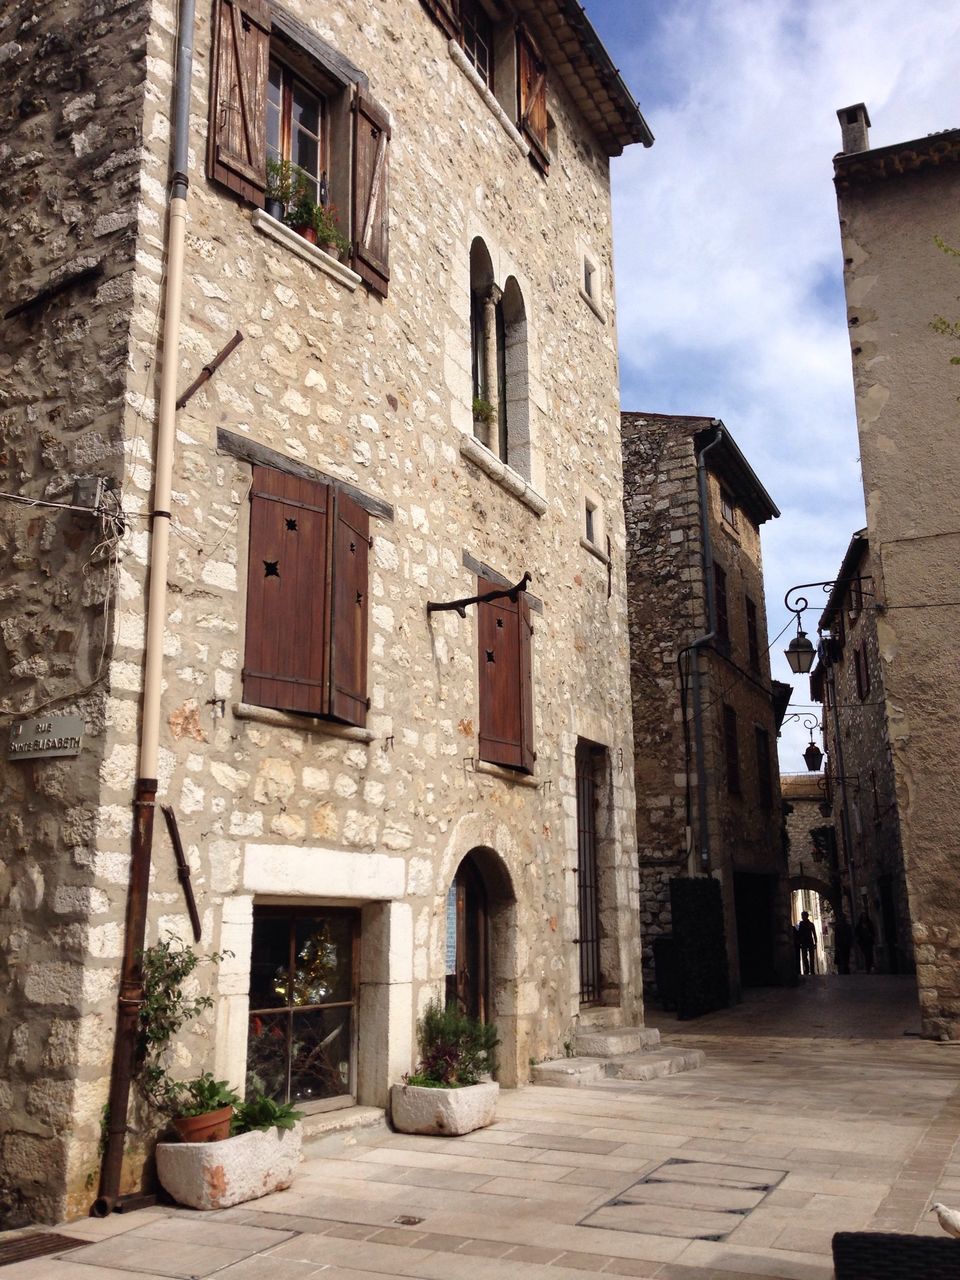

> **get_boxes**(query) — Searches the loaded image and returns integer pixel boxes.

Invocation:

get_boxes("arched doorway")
[442,847,518,1080]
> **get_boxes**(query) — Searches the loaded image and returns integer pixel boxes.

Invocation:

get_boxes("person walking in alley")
[797,910,817,975]
[856,911,876,973]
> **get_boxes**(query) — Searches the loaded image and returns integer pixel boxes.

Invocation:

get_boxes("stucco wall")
[835,156,959,1033]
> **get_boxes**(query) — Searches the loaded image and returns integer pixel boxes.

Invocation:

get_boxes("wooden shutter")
[352,90,391,297]
[243,467,331,715]
[328,491,369,726]
[517,27,549,170]
[420,0,460,40]
[477,578,535,773]
[207,0,271,203]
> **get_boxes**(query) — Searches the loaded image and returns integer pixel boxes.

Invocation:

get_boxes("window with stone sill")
[420,0,552,173]
[208,0,390,296]
[469,237,531,479]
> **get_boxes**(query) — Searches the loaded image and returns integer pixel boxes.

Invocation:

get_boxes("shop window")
[477,576,535,772]
[723,704,741,794]
[242,465,369,726]
[246,906,359,1109]
[207,0,390,295]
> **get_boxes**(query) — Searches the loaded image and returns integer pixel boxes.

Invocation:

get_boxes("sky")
[581,0,960,772]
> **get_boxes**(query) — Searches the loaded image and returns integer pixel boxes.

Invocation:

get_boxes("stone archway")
[444,845,519,1086]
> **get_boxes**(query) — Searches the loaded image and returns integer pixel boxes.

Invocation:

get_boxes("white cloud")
[600,0,960,768]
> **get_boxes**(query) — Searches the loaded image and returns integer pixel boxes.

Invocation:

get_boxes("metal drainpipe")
[690,424,724,872]
[93,0,195,1217]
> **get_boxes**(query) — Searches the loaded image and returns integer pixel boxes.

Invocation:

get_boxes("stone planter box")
[390,1080,498,1136]
[156,1123,302,1211]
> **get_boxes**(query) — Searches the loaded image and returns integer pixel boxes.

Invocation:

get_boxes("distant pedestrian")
[834,912,852,975]
[796,911,817,976]
[856,912,876,973]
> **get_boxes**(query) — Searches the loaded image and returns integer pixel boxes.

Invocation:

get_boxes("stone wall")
[0,0,151,1227]
[834,144,958,1030]
[1,0,645,1221]
[622,414,789,1000]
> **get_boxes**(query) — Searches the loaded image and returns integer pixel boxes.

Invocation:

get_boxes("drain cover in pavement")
[0,1234,87,1267]
[579,1158,787,1242]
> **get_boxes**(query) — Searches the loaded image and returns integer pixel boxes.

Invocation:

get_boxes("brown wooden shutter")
[352,90,391,297]
[207,0,271,204]
[420,0,460,39]
[517,27,549,170]
[243,467,331,715]
[328,491,369,726]
[477,578,535,773]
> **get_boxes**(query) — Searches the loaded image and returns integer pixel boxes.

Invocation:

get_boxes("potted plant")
[265,156,299,220]
[472,396,495,427]
[284,172,350,258]
[168,1073,240,1143]
[312,202,350,260]
[390,998,499,1136]
[156,1095,304,1210]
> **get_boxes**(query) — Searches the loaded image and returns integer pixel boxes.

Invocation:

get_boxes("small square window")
[583,258,595,299]
[720,488,737,528]
[585,500,596,544]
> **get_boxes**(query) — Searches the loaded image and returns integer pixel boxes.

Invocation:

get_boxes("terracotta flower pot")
[171,1104,233,1143]
[294,225,317,245]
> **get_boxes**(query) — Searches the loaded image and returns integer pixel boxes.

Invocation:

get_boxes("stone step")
[301,1105,387,1155]
[574,1026,661,1057]
[533,1045,705,1090]
[576,1006,624,1029]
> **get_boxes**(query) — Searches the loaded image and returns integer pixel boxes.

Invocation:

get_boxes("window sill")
[232,702,375,743]
[472,759,541,788]
[459,434,547,516]
[448,41,530,160]
[251,209,362,291]
[580,536,610,566]
[579,286,606,324]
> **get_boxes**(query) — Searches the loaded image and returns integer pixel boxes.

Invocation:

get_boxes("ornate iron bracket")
[784,576,873,625]
[427,571,532,618]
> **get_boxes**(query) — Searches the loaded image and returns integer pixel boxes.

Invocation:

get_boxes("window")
[246,906,359,1108]
[583,258,596,299]
[585,499,597,545]
[207,0,391,296]
[854,642,871,700]
[242,465,369,726]
[746,597,760,673]
[720,487,737,529]
[713,563,729,642]
[420,0,550,173]
[469,239,530,477]
[755,726,772,808]
[723,704,740,794]
[477,577,534,772]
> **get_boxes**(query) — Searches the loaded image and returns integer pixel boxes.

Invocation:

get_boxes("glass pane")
[292,132,319,193]
[246,1010,289,1102]
[289,1007,353,1103]
[292,81,320,135]
[291,913,354,1006]
[249,914,290,1010]
[268,59,283,105]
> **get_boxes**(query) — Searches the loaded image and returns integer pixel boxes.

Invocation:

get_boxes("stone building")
[833,106,957,1032]
[0,0,653,1224]
[621,413,793,1008]
[808,529,913,976]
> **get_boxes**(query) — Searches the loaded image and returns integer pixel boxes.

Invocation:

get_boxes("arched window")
[468,245,530,478]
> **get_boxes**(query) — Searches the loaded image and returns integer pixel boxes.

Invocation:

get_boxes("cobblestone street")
[5,975,959,1279]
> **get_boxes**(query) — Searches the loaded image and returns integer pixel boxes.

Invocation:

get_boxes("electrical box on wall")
[72,475,107,511]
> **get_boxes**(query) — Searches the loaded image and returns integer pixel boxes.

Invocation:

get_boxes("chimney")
[837,103,871,155]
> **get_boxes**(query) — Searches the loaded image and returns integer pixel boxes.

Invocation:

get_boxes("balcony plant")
[390,998,500,1136]
[265,156,299,220]
[284,172,350,259]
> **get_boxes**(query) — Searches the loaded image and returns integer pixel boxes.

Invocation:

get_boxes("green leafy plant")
[406,998,498,1089]
[136,934,229,1116]
[283,171,349,256]
[265,156,300,209]
[170,1073,240,1119]
[233,1094,304,1134]
[472,396,495,425]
